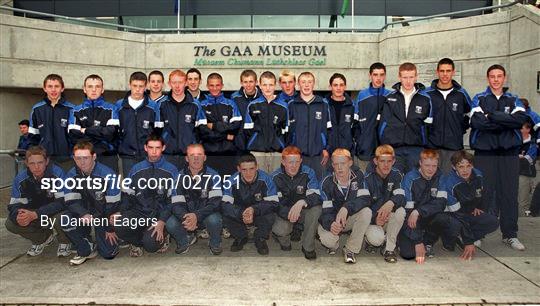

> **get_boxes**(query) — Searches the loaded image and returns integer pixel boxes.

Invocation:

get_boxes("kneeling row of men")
[7,136,499,265]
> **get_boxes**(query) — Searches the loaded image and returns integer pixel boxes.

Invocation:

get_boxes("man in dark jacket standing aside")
[469,64,528,251]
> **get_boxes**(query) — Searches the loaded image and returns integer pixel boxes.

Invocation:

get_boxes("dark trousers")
[163,154,185,172]
[166,212,222,248]
[302,155,327,181]
[5,215,68,245]
[530,182,540,216]
[223,206,275,241]
[98,154,119,173]
[61,212,118,259]
[475,151,520,238]
[424,212,465,249]
[398,213,435,260]
[120,155,145,178]
[206,152,237,176]
[114,210,164,253]
[394,146,423,174]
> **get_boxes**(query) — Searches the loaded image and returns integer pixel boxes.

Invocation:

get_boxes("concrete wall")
[0,4,539,186]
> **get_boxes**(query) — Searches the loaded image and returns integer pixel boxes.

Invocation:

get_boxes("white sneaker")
[502,238,525,251]
[198,229,210,239]
[57,243,73,257]
[473,240,482,248]
[156,235,170,253]
[222,228,231,239]
[129,245,144,257]
[69,247,98,265]
[27,233,56,256]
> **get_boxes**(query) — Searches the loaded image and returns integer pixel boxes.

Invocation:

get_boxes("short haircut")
[279,69,296,82]
[450,150,474,167]
[240,69,257,81]
[369,62,386,74]
[186,68,202,79]
[186,143,205,154]
[298,71,315,82]
[282,146,302,158]
[487,64,506,76]
[420,149,439,161]
[331,148,352,160]
[73,141,95,155]
[168,69,187,80]
[145,134,165,146]
[207,73,223,83]
[237,153,257,166]
[399,62,417,74]
[522,121,532,130]
[83,74,104,87]
[437,58,455,70]
[148,70,164,82]
[259,71,276,82]
[329,73,347,85]
[25,145,48,160]
[18,119,30,126]
[375,144,395,158]
[43,74,64,88]
[130,71,148,83]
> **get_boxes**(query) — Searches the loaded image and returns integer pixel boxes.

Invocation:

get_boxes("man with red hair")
[271,146,321,260]
[398,149,447,264]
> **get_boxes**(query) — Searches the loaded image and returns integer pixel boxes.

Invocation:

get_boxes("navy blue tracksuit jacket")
[424,80,473,150]
[379,83,433,148]
[115,93,160,157]
[288,95,332,157]
[354,84,392,160]
[28,97,75,159]
[68,96,117,155]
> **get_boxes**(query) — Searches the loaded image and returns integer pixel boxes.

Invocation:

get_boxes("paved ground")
[0,217,539,305]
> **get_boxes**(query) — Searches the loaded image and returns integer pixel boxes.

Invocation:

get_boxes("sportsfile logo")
[41,174,240,193]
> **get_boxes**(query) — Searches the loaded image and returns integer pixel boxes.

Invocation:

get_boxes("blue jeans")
[166,212,222,248]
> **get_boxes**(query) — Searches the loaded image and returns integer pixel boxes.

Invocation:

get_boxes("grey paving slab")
[0,218,538,305]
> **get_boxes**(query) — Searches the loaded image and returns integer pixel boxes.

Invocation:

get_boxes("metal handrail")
[382,0,521,30]
[0,1,523,33]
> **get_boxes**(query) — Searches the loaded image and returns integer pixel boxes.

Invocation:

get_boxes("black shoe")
[302,247,317,260]
[230,237,248,252]
[272,233,292,251]
[290,228,302,242]
[255,239,269,255]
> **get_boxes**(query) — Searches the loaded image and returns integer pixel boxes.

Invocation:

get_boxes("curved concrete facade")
[0,4,539,185]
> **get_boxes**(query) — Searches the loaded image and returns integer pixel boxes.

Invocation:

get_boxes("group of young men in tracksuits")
[6,57,538,265]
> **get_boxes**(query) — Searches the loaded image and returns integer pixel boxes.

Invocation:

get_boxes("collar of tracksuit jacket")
[291,94,326,106]
[278,91,297,102]
[232,86,261,99]
[120,91,150,109]
[329,165,362,187]
[181,163,210,176]
[391,82,426,93]
[43,95,69,107]
[144,156,168,169]
[325,93,354,107]
[202,93,230,105]
[428,79,464,92]
[367,83,389,96]
[81,95,109,108]
[165,90,196,105]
